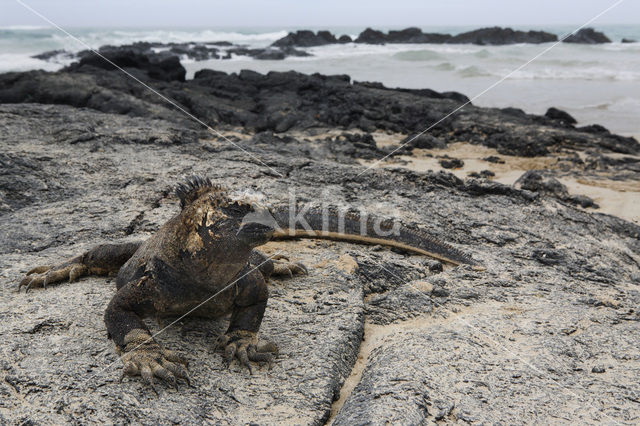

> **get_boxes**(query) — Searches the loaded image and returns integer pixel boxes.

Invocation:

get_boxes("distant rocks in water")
[446,27,557,45]
[272,30,338,47]
[563,28,611,44]
[321,26,559,46]
[272,26,615,48]
[36,41,310,69]
[69,44,187,82]
[229,46,310,60]
[353,27,453,44]
[621,38,637,43]
[545,107,577,125]
[33,26,618,73]
[276,26,571,47]
[31,49,75,61]
[354,28,387,44]
[388,27,453,44]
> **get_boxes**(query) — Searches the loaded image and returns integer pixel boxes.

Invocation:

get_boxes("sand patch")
[559,177,640,224]
[360,141,640,224]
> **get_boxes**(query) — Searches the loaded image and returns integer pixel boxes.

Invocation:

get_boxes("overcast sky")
[2,0,638,28]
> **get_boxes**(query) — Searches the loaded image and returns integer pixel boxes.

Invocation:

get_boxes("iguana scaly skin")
[18,176,481,390]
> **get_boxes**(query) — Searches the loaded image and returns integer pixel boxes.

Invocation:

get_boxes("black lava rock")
[564,28,611,44]
[440,157,464,169]
[545,107,577,125]
[483,156,505,164]
[447,27,557,45]
[272,30,337,47]
[468,170,495,179]
[355,28,388,44]
[403,134,447,149]
[72,47,186,82]
[514,170,568,198]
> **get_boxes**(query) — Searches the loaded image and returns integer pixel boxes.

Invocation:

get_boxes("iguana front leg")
[105,274,189,391]
[18,242,142,291]
[216,267,278,374]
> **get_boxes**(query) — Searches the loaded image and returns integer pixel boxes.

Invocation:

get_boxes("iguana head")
[176,176,275,251]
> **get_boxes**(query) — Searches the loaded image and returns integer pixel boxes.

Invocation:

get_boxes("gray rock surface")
[1,64,639,423]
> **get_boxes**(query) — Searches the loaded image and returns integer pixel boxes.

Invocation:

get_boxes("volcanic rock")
[564,28,611,44]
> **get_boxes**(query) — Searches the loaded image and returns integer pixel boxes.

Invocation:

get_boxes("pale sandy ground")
[357,133,640,225]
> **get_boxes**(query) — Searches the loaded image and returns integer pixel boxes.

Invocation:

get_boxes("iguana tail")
[268,205,484,270]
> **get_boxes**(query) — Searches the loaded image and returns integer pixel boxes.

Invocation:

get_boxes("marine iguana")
[18,176,482,389]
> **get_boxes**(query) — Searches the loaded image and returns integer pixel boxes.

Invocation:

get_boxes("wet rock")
[272,30,337,47]
[351,26,557,45]
[447,27,557,45]
[545,107,577,125]
[355,28,387,44]
[31,49,74,61]
[386,27,452,44]
[337,35,352,43]
[564,28,611,44]
[71,45,186,82]
[40,41,310,68]
[621,38,637,43]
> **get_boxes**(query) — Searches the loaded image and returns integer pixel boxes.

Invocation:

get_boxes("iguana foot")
[216,330,278,374]
[271,255,308,277]
[120,330,190,393]
[18,262,87,292]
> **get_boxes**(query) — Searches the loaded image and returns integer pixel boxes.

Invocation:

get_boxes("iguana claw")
[18,262,87,292]
[216,330,278,374]
[120,331,190,392]
[272,259,308,277]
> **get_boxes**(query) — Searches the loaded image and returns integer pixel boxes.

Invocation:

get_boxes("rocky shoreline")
[1,46,639,424]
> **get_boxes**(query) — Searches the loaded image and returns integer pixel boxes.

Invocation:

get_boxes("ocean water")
[1,25,639,135]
